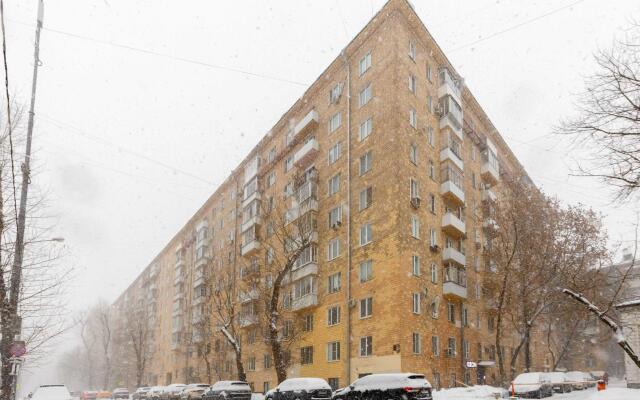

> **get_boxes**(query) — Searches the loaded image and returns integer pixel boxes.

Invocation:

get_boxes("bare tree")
[124,302,154,387]
[559,22,640,200]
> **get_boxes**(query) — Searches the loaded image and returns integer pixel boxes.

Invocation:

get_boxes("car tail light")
[403,387,419,393]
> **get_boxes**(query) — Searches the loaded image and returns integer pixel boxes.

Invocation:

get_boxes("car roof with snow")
[513,372,542,383]
[352,373,431,390]
[543,372,567,381]
[32,386,72,400]
[210,381,250,390]
[277,378,331,391]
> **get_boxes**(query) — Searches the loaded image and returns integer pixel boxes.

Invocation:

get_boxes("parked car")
[331,373,432,400]
[265,379,331,400]
[583,371,596,388]
[511,372,553,398]
[31,385,73,400]
[70,391,82,400]
[133,388,151,400]
[148,387,165,400]
[161,384,186,400]
[543,372,572,393]
[80,392,98,400]
[566,371,587,390]
[202,381,251,400]
[179,384,209,400]
[113,388,130,400]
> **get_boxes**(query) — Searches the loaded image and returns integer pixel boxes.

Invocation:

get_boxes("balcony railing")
[292,293,318,311]
[443,265,468,300]
[293,139,320,169]
[443,246,466,266]
[442,212,466,238]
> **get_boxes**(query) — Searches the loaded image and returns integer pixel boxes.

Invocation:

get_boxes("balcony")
[440,180,465,205]
[241,239,260,256]
[481,161,499,185]
[291,110,319,142]
[443,266,467,301]
[239,289,259,304]
[442,247,466,266]
[438,68,463,106]
[291,261,318,282]
[241,215,262,233]
[193,273,206,288]
[442,212,466,238]
[293,139,320,169]
[174,272,185,285]
[440,113,463,142]
[292,293,318,311]
[173,291,185,301]
[242,189,261,209]
[149,265,159,279]
[238,314,258,328]
[192,295,206,306]
[483,218,497,230]
[481,189,497,202]
[240,264,259,279]
[175,258,185,269]
[440,147,464,171]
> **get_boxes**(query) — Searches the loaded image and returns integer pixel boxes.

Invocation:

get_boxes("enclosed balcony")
[440,165,465,205]
[239,289,259,304]
[481,188,497,202]
[438,95,463,141]
[174,271,185,285]
[438,68,462,107]
[443,265,468,300]
[442,246,466,266]
[292,293,318,311]
[240,264,260,280]
[291,110,319,142]
[293,138,320,169]
[241,239,260,256]
[483,218,498,230]
[242,178,261,208]
[442,212,466,238]
[440,144,463,171]
[238,314,258,328]
[481,145,500,185]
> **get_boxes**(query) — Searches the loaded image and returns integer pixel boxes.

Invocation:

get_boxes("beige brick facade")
[111,0,537,391]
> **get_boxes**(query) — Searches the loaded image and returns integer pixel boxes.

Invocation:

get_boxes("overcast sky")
[4,0,640,389]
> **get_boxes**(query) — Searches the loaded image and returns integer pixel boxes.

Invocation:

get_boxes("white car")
[266,378,332,400]
[566,371,587,390]
[511,372,553,398]
[161,384,186,400]
[147,387,165,400]
[31,385,73,400]
[543,372,572,393]
[332,373,432,400]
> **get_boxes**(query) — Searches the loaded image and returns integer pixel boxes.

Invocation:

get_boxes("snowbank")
[433,385,508,399]
[587,388,640,400]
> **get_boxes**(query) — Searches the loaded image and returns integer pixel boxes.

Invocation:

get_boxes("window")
[359,151,372,175]
[359,52,371,76]
[360,297,373,318]
[412,332,421,354]
[410,144,418,164]
[328,142,342,164]
[427,95,433,113]
[430,229,438,247]
[447,338,457,357]
[283,182,293,197]
[412,255,421,276]
[263,382,270,394]
[409,74,417,93]
[431,263,438,283]
[301,346,314,365]
[476,283,481,300]
[429,194,436,213]
[410,178,420,198]
[327,341,341,361]
[409,108,417,128]
[359,223,372,246]
[268,147,277,163]
[411,215,420,238]
[359,260,373,282]
[328,112,341,133]
[359,118,373,141]
[328,238,341,260]
[328,378,340,391]
[328,174,341,196]
[329,83,342,104]
[267,171,276,187]
[360,336,373,357]
[432,336,440,356]
[329,205,342,227]
[463,340,470,359]
[447,302,456,323]
[427,126,434,146]
[285,156,293,172]
[359,83,372,107]
[327,305,341,326]
[359,186,373,211]
[428,159,435,180]
[488,316,495,332]
[248,329,257,344]
[427,63,433,82]
[247,356,256,371]
[412,292,421,314]
[328,272,341,294]
[264,354,272,369]
[431,298,439,318]
[303,314,314,332]
[409,40,416,60]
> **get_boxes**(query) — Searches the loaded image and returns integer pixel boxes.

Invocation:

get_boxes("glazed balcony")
[442,212,466,239]
[481,189,497,202]
[443,265,467,300]
[292,293,318,311]
[440,146,464,171]
[293,139,320,169]
[238,289,259,304]
[290,110,319,142]
[241,215,262,233]
[238,314,258,328]
[440,180,465,205]
[240,239,260,256]
[438,68,462,106]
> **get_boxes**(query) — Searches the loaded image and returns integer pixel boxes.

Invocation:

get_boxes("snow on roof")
[277,378,330,391]
[615,298,640,308]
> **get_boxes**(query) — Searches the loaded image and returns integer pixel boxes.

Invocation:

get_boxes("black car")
[113,389,130,400]
[266,378,332,400]
[332,374,432,400]
[202,381,251,400]
[133,388,151,400]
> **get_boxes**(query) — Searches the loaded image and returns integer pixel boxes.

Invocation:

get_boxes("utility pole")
[4,2,44,400]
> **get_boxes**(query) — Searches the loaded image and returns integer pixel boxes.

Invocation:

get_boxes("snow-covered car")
[133,388,151,400]
[31,385,73,400]
[566,371,587,390]
[179,384,209,400]
[202,381,251,400]
[583,371,596,388]
[331,373,432,400]
[80,391,98,400]
[543,371,572,393]
[266,378,332,400]
[148,387,165,400]
[113,388,130,400]
[511,372,553,398]
[160,384,186,400]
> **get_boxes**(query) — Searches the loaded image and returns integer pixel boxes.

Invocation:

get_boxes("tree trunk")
[235,347,246,381]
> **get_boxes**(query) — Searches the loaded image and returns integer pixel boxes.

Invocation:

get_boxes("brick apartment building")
[111,0,539,391]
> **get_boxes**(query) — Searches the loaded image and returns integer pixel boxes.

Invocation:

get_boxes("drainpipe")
[460,302,466,382]
[340,49,352,385]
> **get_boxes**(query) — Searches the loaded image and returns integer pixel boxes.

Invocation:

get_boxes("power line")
[6,18,308,87]
[0,0,18,219]
[450,0,588,53]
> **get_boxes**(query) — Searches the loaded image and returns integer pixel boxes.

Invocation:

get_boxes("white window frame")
[359,118,373,141]
[327,305,341,326]
[359,52,371,76]
[328,112,341,133]
[359,297,373,319]
[328,142,342,165]
[431,263,438,283]
[410,108,417,128]
[412,292,422,314]
[359,223,372,246]
[412,255,421,276]
[412,332,421,354]
[359,83,372,107]
[327,341,341,361]
[411,215,420,239]
[360,336,373,357]
[328,174,341,196]
[359,260,373,283]
[327,238,341,260]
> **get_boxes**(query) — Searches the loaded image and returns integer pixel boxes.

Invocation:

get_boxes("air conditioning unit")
[331,221,342,230]
[348,298,357,308]
[410,197,421,209]
[430,244,440,253]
